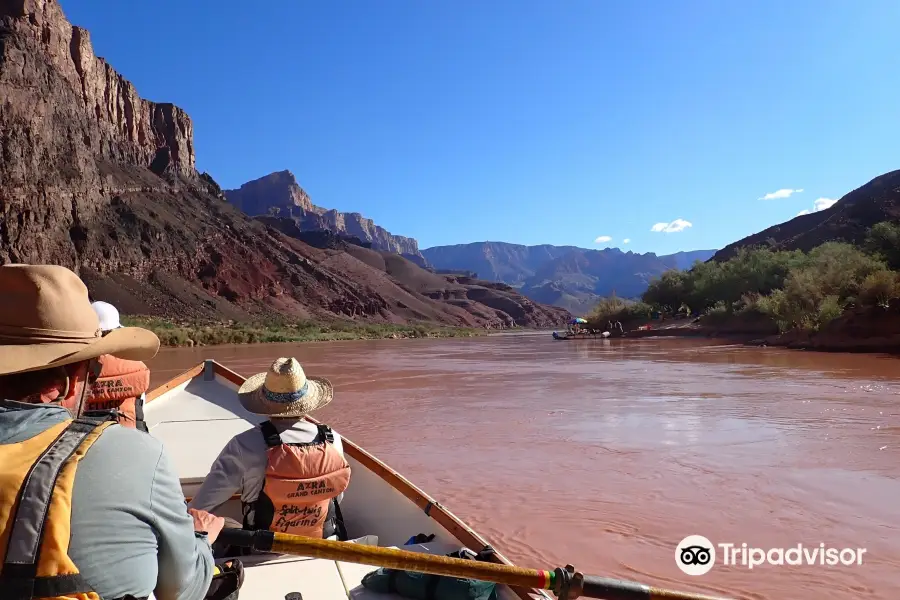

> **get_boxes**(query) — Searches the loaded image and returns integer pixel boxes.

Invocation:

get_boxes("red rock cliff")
[1,0,194,177]
[0,0,569,329]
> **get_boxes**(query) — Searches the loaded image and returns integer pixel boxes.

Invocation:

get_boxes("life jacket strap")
[81,393,148,431]
[134,393,148,433]
[316,423,335,444]
[259,421,282,448]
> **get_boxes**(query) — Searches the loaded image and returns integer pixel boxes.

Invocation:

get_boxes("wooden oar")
[216,529,731,600]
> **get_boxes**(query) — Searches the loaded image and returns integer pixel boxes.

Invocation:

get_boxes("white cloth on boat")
[187,419,345,516]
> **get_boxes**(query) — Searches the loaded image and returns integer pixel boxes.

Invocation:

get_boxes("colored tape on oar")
[537,569,555,589]
[216,529,733,600]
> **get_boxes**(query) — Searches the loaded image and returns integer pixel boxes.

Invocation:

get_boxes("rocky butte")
[224,171,427,266]
[0,0,569,329]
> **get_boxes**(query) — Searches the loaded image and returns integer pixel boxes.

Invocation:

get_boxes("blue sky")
[65,1,900,255]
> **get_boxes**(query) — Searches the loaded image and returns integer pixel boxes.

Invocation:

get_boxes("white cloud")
[594,235,612,243]
[650,219,693,233]
[813,197,837,211]
[623,238,631,244]
[795,197,837,218]
[759,188,804,200]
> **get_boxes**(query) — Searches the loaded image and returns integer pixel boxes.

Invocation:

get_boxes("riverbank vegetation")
[121,316,486,347]
[588,221,900,335]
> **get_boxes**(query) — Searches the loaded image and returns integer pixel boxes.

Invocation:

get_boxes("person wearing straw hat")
[189,357,351,546]
[0,264,221,600]
[81,300,153,431]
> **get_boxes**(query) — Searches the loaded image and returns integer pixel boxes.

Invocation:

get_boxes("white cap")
[91,301,122,332]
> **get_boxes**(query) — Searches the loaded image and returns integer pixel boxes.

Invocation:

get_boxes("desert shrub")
[801,242,885,301]
[701,300,732,325]
[815,295,844,329]
[755,288,843,333]
[587,297,653,327]
[705,300,728,316]
[858,269,900,308]
[624,301,654,320]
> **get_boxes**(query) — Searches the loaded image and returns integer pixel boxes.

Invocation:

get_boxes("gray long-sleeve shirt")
[0,401,214,600]
[187,419,344,516]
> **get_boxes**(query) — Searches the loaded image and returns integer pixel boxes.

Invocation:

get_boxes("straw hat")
[238,357,333,418]
[0,265,160,376]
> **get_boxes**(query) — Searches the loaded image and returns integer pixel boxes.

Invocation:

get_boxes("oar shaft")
[216,530,731,600]
[219,529,551,589]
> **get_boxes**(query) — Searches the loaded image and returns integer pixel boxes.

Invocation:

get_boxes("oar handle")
[216,529,732,600]
[580,575,727,600]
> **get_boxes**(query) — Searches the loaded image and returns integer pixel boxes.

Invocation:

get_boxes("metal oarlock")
[552,564,584,600]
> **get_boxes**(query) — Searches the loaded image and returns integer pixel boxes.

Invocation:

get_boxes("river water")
[148,335,900,600]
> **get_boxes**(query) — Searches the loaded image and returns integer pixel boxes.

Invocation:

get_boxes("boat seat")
[231,554,349,599]
[148,540,460,600]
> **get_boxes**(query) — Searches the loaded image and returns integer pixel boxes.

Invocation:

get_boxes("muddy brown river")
[147,335,899,600]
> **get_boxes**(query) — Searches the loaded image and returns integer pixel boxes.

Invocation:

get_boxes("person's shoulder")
[94,424,164,460]
[229,423,266,450]
[81,425,169,492]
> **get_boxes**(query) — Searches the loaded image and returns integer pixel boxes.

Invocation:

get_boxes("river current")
[148,334,900,599]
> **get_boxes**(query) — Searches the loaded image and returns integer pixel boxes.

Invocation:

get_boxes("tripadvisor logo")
[675,535,867,575]
[676,535,716,576]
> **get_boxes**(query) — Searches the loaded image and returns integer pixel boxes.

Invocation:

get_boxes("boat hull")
[143,360,548,600]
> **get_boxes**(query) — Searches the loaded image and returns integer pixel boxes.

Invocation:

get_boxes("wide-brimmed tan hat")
[0,264,160,376]
[238,357,333,418]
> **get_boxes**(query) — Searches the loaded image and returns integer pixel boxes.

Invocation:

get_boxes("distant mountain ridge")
[225,171,427,265]
[712,170,900,261]
[422,243,716,313]
[421,242,583,285]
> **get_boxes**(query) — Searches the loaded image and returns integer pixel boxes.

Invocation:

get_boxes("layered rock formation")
[0,0,567,329]
[224,171,426,265]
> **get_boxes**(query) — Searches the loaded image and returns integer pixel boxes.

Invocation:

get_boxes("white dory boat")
[143,359,551,600]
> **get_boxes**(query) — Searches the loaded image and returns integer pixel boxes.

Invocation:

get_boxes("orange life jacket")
[244,422,350,540]
[84,355,150,431]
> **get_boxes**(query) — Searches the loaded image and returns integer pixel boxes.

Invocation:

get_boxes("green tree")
[642,270,687,312]
[864,221,900,270]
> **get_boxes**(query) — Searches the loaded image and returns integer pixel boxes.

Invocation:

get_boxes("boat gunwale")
[146,359,547,600]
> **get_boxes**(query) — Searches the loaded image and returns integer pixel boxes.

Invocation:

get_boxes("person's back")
[188,357,350,541]
[189,419,347,533]
[0,403,213,600]
[0,264,222,600]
